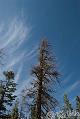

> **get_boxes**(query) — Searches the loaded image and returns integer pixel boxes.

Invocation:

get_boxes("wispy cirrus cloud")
[64,80,80,94]
[0,17,30,69]
[0,18,30,50]
[15,64,23,83]
[25,46,38,60]
[62,72,73,85]
[5,44,37,70]
[15,76,33,96]
[5,51,26,69]
[0,17,38,90]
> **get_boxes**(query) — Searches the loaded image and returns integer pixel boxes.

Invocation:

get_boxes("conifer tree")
[63,94,73,119]
[0,71,17,116]
[0,81,6,114]
[76,96,80,113]
[63,94,73,112]
[3,71,17,107]
[24,39,59,119]
[11,100,20,119]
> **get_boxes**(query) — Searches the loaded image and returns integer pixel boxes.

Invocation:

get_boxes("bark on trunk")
[36,79,42,119]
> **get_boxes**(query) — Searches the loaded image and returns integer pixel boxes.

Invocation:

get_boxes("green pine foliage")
[63,94,73,112]
[3,71,17,106]
[76,96,80,112]
[0,81,6,114]
[0,71,17,117]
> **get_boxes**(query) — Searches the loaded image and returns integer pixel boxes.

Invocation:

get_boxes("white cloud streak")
[0,17,36,70]
[25,46,38,60]
[62,73,73,84]
[5,45,37,70]
[0,17,37,95]
[64,81,80,94]
[15,76,33,96]
[0,18,29,50]
[6,51,26,69]
[15,64,23,83]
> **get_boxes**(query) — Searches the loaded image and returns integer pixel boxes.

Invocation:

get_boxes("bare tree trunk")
[25,40,59,118]
[36,79,42,119]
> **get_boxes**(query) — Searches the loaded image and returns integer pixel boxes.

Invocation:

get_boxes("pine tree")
[0,71,17,116]
[3,71,17,107]
[63,94,73,118]
[76,96,80,113]
[0,80,6,114]
[11,100,20,119]
[0,49,6,114]
[24,39,59,119]
[64,94,73,112]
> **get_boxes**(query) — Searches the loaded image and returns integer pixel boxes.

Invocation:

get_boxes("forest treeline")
[0,40,80,119]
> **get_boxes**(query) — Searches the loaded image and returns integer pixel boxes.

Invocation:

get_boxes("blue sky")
[0,0,80,107]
